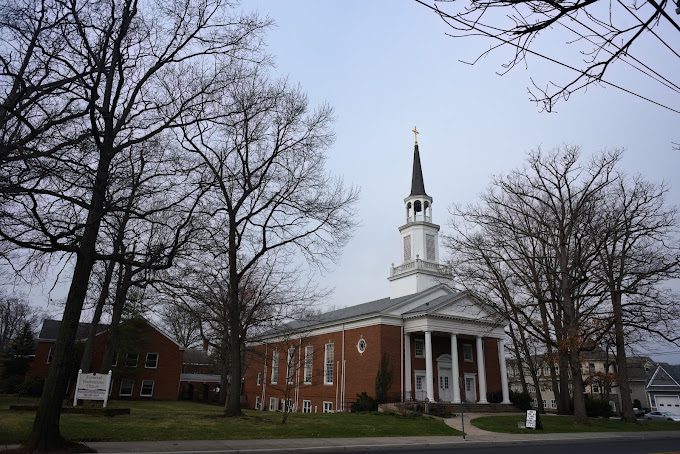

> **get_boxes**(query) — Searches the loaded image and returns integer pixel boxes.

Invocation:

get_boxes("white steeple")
[388,128,452,298]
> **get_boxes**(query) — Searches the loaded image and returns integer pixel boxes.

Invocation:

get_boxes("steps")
[387,401,521,417]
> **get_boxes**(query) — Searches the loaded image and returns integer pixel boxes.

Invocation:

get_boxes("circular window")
[357,338,367,354]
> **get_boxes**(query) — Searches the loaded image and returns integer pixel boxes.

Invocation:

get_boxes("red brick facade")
[242,323,503,412]
[27,319,184,400]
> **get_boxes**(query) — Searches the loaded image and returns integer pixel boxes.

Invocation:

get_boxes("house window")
[414,339,424,358]
[542,399,547,408]
[323,401,333,413]
[544,367,550,376]
[403,235,412,262]
[286,347,295,385]
[528,384,536,393]
[304,346,313,384]
[257,372,262,386]
[415,375,423,391]
[302,400,312,413]
[145,353,158,369]
[589,363,595,373]
[555,366,559,374]
[119,379,134,396]
[324,343,334,385]
[551,399,556,408]
[463,344,473,362]
[125,353,139,368]
[532,398,538,408]
[47,347,53,364]
[592,383,599,393]
[140,380,154,397]
[111,353,118,367]
[269,397,278,411]
[255,396,260,410]
[271,350,279,384]
[439,376,449,389]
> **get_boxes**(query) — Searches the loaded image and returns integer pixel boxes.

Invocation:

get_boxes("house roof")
[180,373,221,383]
[183,348,210,365]
[647,364,680,391]
[38,319,109,341]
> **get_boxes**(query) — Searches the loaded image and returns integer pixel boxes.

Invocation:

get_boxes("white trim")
[302,399,312,413]
[323,401,333,413]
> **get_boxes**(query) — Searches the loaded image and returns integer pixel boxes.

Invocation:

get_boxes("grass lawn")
[471,414,680,434]
[0,397,458,444]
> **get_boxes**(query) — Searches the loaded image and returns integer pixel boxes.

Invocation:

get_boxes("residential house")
[646,364,680,412]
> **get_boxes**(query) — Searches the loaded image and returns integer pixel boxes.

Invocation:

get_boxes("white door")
[438,368,452,402]
[656,395,680,410]
[464,373,477,402]
[414,371,426,401]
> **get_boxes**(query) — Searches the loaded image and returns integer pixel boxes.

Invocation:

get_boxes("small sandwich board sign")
[73,369,112,407]
[525,409,543,430]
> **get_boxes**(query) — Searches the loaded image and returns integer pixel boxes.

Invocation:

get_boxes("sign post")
[73,370,112,407]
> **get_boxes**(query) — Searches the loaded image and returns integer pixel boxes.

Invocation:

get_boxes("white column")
[476,335,488,404]
[424,331,435,402]
[450,334,461,403]
[498,338,511,404]
[404,333,412,401]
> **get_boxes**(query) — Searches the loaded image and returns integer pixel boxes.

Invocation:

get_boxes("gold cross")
[412,126,419,145]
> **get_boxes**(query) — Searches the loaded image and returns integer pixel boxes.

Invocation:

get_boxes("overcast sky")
[10,1,680,363]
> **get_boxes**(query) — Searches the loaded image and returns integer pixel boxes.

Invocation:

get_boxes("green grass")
[471,414,680,434]
[0,397,458,444]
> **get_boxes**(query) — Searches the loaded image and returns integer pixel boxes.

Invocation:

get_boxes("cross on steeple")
[412,126,419,145]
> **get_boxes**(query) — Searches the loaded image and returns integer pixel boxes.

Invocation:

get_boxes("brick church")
[242,131,511,413]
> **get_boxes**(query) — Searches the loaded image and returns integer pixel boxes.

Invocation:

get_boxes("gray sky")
[9,1,680,363]
[252,1,680,363]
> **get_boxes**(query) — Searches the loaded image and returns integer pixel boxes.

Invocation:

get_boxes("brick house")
[241,137,511,413]
[28,318,184,400]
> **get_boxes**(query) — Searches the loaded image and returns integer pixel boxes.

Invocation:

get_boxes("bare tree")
[417,0,680,114]
[0,291,42,355]
[448,145,621,424]
[0,0,268,449]
[589,173,680,422]
[179,72,359,417]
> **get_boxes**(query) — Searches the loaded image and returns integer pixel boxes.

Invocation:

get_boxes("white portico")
[389,129,511,404]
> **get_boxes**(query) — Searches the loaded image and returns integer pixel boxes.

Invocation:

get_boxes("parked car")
[644,411,680,421]
[633,408,647,418]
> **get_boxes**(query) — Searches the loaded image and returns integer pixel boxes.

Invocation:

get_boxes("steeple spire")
[410,127,427,197]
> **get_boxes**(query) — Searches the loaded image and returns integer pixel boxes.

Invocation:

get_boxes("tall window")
[140,380,154,397]
[323,401,333,413]
[46,347,53,364]
[271,350,279,384]
[403,235,412,262]
[414,339,424,358]
[463,344,473,361]
[304,346,313,384]
[119,379,134,396]
[257,372,262,386]
[255,396,260,410]
[302,400,312,413]
[125,353,139,368]
[324,343,334,385]
[286,347,295,385]
[145,353,158,368]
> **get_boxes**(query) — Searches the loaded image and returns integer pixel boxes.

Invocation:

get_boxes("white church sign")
[73,369,112,407]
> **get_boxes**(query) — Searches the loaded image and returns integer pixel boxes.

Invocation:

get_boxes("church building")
[242,131,511,413]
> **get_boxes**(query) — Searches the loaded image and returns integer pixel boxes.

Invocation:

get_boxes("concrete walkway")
[4,413,680,453]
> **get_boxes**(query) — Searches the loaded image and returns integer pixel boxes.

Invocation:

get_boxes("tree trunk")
[27,152,112,451]
[100,261,133,374]
[569,347,588,424]
[509,324,529,395]
[224,210,243,417]
[80,261,117,373]
[612,292,637,423]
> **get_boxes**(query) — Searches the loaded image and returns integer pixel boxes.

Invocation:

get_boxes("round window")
[357,338,367,354]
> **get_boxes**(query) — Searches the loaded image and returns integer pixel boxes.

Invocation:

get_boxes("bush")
[584,396,613,417]
[633,398,642,409]
[351,392,378,412]
[510,390,532,411]
[0,375,23,394]
[17,375,44,397]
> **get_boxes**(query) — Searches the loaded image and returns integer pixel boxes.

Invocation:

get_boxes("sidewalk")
[4,413,680,453]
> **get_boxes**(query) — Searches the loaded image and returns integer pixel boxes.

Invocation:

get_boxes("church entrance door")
[464,373,477,402]
[436,354,453,402]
